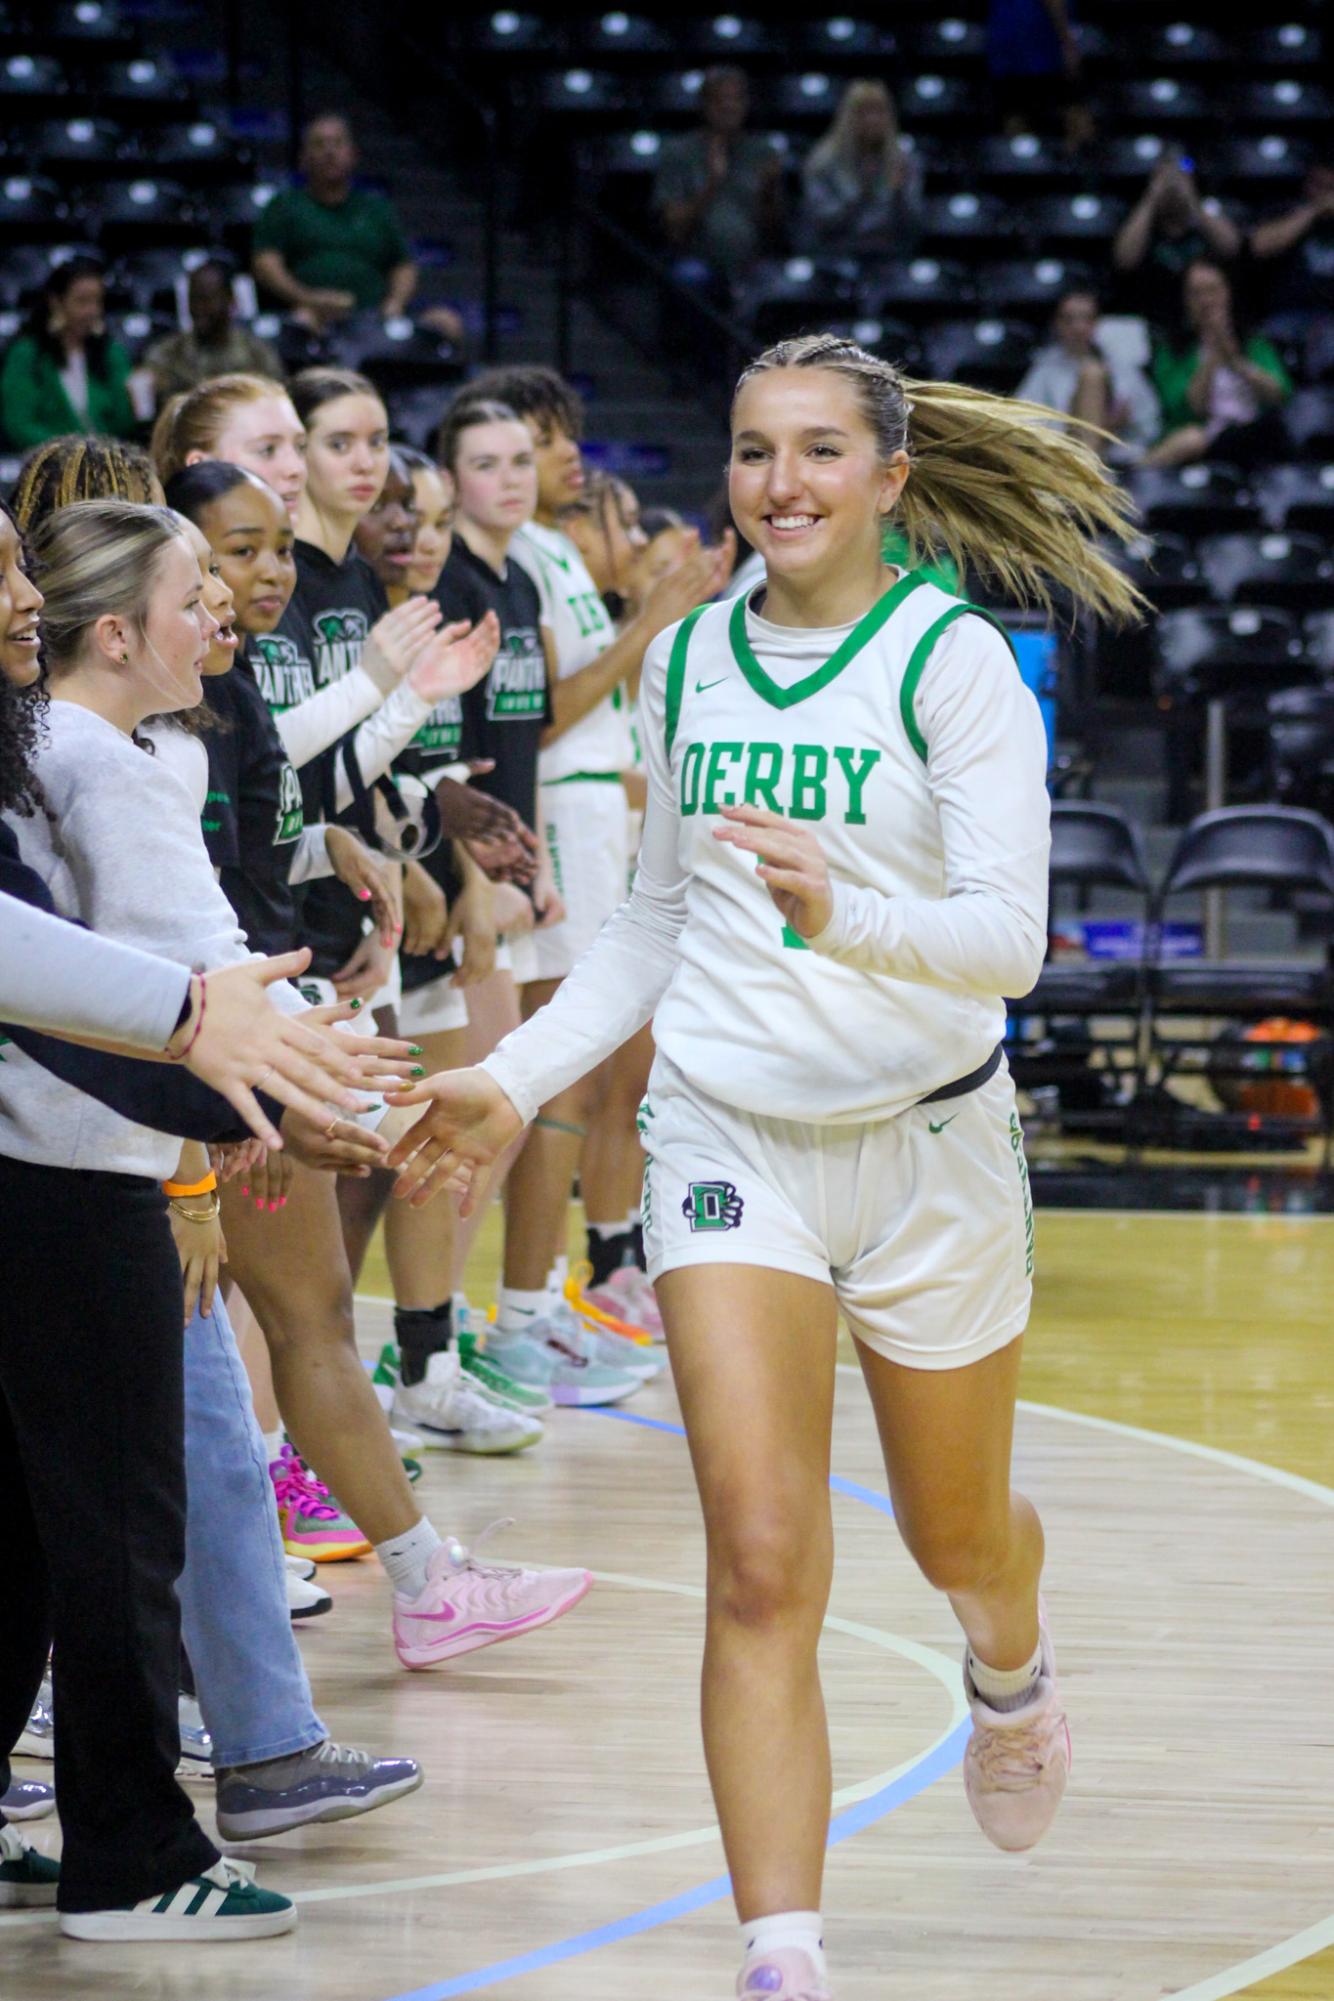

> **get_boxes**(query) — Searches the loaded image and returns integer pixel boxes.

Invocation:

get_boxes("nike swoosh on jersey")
[694,676,728,694]
[927,1114,959,1134]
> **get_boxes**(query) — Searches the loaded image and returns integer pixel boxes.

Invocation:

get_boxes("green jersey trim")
[727,568,927,712]
[898,605,1018,763]
[664,604,709,755]
[543,770,625,785]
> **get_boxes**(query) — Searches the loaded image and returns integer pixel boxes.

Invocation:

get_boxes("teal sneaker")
[58,1858,296,1941]
[0,1823,59,1907]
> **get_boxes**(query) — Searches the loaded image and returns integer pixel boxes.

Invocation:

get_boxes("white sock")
[968,1638,1043,1713]
[262,1428,283,1459]
[496,1286,549,1334]
[740,1911,825,1975]
[375,1516,442,1598]
[548,1253,569,1296]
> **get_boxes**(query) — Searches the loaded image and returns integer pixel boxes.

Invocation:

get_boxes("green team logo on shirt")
[566,586,610,640]
[486,631,545,720]
[412,694,463,756]
[679,740,882,825]
[312,608,369,686]
[275,761,304,845]
[682,1180,744,1232]
[251,633,315,712]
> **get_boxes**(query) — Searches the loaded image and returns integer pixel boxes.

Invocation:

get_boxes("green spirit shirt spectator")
[254,185,411,313]
[0,258,134,451]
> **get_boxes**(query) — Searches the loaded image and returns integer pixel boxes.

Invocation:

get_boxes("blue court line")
[383,1403,953,2001]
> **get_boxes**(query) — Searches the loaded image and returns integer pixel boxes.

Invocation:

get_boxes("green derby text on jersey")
[679,740,883,825]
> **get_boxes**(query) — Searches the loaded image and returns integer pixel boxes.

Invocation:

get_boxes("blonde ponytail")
[734,334,1147,626]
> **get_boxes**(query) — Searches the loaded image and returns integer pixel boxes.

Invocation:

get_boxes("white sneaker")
[176,1695,213,1781]
[287,1566,332,1619]
[284,1553,317,1583]
[15,1677,53,1759]
[393,1352,545,1454]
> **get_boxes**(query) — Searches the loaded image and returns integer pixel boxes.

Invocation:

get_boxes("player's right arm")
[384,626,689,1206]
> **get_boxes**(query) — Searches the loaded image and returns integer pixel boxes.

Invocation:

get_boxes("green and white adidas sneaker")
[59,1858,296,1941]
[376,1333,552,1418]
[0,1822,60,1907]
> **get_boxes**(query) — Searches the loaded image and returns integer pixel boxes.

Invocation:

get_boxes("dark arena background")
[0,3,1331,1999]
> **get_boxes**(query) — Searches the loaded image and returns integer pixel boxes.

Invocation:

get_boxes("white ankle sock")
[496,1286,549,1334]
[968,1638,1043,1713]
[262,1428,283,1459]
[740,1911,825,1975]
[376,1517,442,1598]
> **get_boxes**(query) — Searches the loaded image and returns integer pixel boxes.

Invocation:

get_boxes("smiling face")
[353,458,419,589]
[0,512,45,689]
[193,393,307,518]
[728,366,908,593]
[196,476,296,635]
[305,392,390,524]
[405,465,454,594]
[179,516,238,676]
[124,533,219,715]
[452,418,539,538]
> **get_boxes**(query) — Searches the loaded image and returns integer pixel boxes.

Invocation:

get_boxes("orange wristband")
[162,1171,218,1198]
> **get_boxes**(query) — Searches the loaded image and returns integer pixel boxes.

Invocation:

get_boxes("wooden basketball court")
[3,1204,1331,2000]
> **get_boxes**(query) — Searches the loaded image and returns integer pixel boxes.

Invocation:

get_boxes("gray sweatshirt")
[1,699,291,1175]
[0,892,189,1046]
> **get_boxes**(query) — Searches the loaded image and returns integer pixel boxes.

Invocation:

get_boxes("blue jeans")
[177,1295,325,1769]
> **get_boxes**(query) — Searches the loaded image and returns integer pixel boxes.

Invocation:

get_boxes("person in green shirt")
[252,112,463,345]
[1144,259,1291,468]
[0,257,136,452]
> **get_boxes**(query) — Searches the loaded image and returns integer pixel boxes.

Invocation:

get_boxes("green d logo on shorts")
[682,1181,744,1232]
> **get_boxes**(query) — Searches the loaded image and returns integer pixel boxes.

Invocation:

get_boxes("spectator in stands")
[1250,161,1334,372]
[252,113,464,344]
[1112,155,1241,329]
[144,259,282,405]
[1143,259,1291,468]
[653,66,786,288]
[986,0,1093,150]
[0,257,135,452]
[1016,289,1159,462]
[797,80,923,259]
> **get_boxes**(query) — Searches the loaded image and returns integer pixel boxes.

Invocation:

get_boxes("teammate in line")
[383,335,1141,2000]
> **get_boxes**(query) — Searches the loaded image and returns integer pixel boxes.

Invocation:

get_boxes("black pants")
[0,1155,218,1911]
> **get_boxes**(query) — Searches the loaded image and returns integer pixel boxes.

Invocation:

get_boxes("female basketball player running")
[383,335,1141,1998]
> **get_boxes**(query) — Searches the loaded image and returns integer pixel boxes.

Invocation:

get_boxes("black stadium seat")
[1144,22,1234,70]
[1114,77,1212,129]
[29,117,134,180]
[865,257,974,321]
[1131,463,1258,534]
[1303,612,1334,681]
[1236,79,1332,128]
[1154,606,1306,704]
[918,191,1011,257]
[1113,531,1205,611]
[897,73,980,131]
[800,19,896,60]
[1212,134,1312,198]
[1098,135,1177,192]
[923,316,1032,393]
[685,17,781,57]
[742,258,859,343]
[98,58,186,114]
[974,132,1076,195]
[94,176,194,248]
[1285,391,1334,460]
[0,174,72,241]
[0,55,68,110]
[1198,532,1334,613]
[1014,191,1127,252]
[1246,22,1324,69]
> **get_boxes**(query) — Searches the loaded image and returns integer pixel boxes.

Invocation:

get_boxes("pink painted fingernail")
[278,1196,288,1208]
[356,887,371,900]
[240,1185,249,1197]
[268,1200,279,1212]
[255,1198,265,1211]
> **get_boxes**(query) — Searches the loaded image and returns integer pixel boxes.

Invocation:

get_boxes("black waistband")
[919,1041,1004,1107]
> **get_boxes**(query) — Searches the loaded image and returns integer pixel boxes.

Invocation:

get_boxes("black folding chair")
[1008,802,1153,1136]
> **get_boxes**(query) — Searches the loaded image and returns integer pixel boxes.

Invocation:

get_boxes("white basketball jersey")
[511,521,635,782]
[646,574,1042,1121]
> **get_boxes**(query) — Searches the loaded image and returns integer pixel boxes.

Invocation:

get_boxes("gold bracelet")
[169,1196,220,1224]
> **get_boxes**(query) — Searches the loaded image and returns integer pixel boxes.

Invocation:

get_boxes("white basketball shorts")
[527,777,631,983]
[638,1054,1034,1370]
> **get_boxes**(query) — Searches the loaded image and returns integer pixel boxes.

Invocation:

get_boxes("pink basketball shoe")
[736,1948,832,1999]
[392,1529,592,1668]
[963,1601,1070,1852]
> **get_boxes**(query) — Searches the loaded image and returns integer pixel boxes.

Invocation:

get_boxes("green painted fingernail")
[408,1044,423,1056]
[411,1065,426,1077]
[350,997,363,1010]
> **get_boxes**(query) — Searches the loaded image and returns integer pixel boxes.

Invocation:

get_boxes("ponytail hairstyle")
[733,333,1146,624]
[0,496,46,817]
[150,372,289,483]
[11,434,161,535]
[30,500,188,675]
[289,365,383,430]
[435,396,523,474]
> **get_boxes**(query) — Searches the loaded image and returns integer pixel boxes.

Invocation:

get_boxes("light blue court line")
[381,1402,951,2001]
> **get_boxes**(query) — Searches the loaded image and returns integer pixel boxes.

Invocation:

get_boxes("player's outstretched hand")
[408,610,501,704]
[712,802,834,940]
[360,596,444,694]
[642,529,738,640]
[383,1066,525,1211]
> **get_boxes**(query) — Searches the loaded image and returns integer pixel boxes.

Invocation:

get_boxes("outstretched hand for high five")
[712,803,834,941]
[382,1066,525,1210]
[407,610,501,704]
[360,596,444,695]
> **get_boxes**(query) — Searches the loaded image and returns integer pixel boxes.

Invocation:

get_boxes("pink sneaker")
[392,1528,592,1669]
[585,1263,665,1341]
[736,1949,832,1999]
[270,1445,371,1563]
[962,1602,1070,1852]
